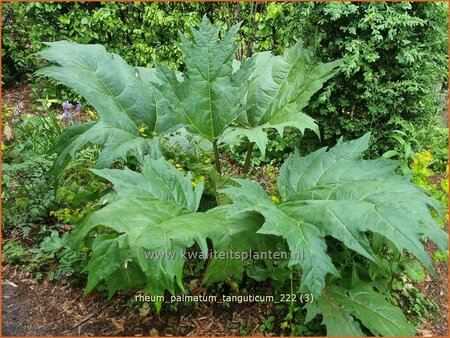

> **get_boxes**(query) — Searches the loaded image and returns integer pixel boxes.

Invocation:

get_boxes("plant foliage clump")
[36,17,447,336]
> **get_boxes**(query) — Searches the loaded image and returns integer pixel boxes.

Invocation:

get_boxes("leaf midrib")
[349,291,407,335]
[50,51,139,131]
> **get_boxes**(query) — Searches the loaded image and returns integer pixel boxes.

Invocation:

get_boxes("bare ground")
[416,240,449,337]
[2,265,275,336]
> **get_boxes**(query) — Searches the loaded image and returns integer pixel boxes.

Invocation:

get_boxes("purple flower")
[62,101,73,111]
[62,110,72,120]
[75,103,82,112]
[13,101,24,119]
[15,102,24,110]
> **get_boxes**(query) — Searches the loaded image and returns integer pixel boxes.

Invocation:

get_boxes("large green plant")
[70,157,280,309]
[37,18,447,336]
[38,17,339,176]
[70,134,446,335]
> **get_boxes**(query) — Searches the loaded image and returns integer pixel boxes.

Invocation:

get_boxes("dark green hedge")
[294,2,448,154]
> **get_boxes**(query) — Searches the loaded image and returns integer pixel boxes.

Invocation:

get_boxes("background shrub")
[291,2,448,156]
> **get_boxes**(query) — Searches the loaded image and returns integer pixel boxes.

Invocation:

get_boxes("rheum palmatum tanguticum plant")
[37,17,447,336]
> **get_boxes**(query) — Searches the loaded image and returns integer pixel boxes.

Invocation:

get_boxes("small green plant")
[2,155,55,236]
[432,250,448,263]
[30,229,88,280]
[51,168,106,226]
[412,121,448,172]
[2,241,29,265]
[382,119,448,173]
[259,316,275,333]
[239,325,250,336]
[391,283,439,326]
[36,17,447,336]
[275,302,325,336]
[410,150,448,227]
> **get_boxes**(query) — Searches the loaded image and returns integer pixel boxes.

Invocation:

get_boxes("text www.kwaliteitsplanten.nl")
[142,249,304,261]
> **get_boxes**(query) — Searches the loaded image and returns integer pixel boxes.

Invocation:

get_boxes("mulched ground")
[2,264,274,336]
[1,85,33,114]
[416,240,449,337]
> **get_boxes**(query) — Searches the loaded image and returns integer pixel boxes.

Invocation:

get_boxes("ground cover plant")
[16,16,448,336]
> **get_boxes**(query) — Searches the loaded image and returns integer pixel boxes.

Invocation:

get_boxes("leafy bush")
[1,106,59,235]
[1,1,201,85]
[36,18,447,336]
[291,1,448,155]
[1,2,305,86]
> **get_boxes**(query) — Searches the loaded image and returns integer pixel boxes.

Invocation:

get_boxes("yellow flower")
[138,124,149,136]
[280,322,290,329]
[192,181,197,188]
[417,151,432,164]
[271,195,281,204]
[175,163,182,168]
[422,151,432,163]
[204,158,212,164]
[199,176,205,181]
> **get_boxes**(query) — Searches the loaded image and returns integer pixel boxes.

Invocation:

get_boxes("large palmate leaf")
[223,179,339,296]
[278,133,447,269]
[91,156,204,212]
[305,284,415,336]
[223,133,447,296]
[225,41,343,156]
[71,157,278,302]
[38,21,343,172]
[153,16,253,141]
[36,42,177,174]
[50,121,162,173]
